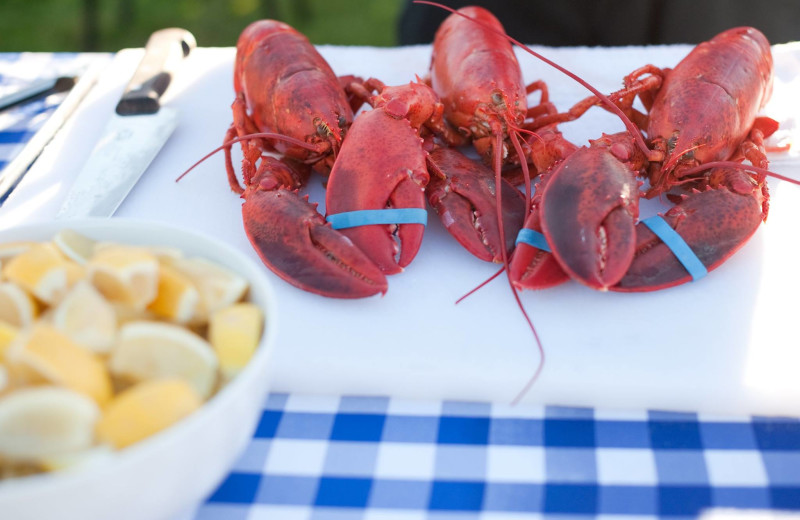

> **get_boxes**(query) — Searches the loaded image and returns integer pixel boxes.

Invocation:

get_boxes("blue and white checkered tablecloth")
[0,53,91,175]
[191,393,800,519]
[3,52,800,520]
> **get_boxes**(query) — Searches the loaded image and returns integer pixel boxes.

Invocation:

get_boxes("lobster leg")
[526,66,664,131]
[612,168,766,292]
[426,147,526,263]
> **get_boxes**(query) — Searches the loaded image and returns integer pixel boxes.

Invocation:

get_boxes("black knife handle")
[115,28,196,116]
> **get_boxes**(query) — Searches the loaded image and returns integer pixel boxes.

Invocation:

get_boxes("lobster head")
[234,19,354,170]
[645,26,774,196]
[429,6,527,156]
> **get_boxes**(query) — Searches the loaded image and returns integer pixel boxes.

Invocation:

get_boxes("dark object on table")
[398,0,800,46]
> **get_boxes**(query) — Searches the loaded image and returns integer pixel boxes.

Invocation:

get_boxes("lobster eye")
[491,91,504,106]
[313,117,331,137]
[338,115,347,129]
[666,135,678,153]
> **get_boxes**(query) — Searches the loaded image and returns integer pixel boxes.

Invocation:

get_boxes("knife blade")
[57,28,196,219]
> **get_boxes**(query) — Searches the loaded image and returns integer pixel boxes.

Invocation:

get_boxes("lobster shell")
[234,20,352,162]
[648,26,774,188]
[429,6,527,143]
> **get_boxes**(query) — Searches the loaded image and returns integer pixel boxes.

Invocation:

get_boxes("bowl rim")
[0,217,279,494]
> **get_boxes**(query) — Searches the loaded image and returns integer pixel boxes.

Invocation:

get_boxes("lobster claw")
[242,189,388,298]
[509,208,570,290]
[426,147,526,263]
[325,107,430,274]
[612,168,766,292]
[539,147,640,290]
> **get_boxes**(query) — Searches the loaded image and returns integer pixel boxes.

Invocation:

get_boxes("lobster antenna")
[680,161,800,185]
[413,1,652,159]
[455,266,505,304]
[418,2,550,403]
[491,129,546,405]
[661,143,706,176]
[176,132,320,182]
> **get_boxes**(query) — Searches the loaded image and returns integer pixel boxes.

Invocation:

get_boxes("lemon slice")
[209,303,264,380]
[2,243,71,305]
[109,321,218,399]
[64,262,86,289]
[147,263,200,324]
[86,245,159,310]
[53,229,96,265]
[0,282,37,329]
[0,386,99,461]
[96,378,202,449]
[0,365,8,393]
[167,257,249,318]
[0,241,35,260]
[6,323,113,405]
[39,444,114,472]
[94,241,184,262]
[52,281,117,354]
[0,321,20,361]
[111,302,156,325]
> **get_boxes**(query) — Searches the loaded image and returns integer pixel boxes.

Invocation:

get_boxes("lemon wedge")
[209,303,264,380]
[0,321,20,361]
[64,262,86,289]
[86,245,159,310]
[147,263,200,324]
[2,243,71,305]
[52,281,117,354]
[109,321,218,399]
[5,323,113,405]
[0,386,99,461]
[0,241,34,260]
[53,229,96,265]
[96,379,202,449]
[110,302,156,325]
[167,257,249,319]
[0,282,37,329]
[0,365,8,393]
[39,444,115,472]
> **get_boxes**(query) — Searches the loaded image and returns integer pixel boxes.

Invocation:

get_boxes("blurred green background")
[1,0,405,51]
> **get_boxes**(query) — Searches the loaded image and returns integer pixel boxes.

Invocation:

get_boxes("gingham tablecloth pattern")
[190,393,800,519]
[0,52,96,186]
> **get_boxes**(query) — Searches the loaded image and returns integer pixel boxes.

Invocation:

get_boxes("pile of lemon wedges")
[0,229,264,478]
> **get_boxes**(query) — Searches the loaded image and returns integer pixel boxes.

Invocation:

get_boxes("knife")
[57,28,196,218]
[0,76,76,112]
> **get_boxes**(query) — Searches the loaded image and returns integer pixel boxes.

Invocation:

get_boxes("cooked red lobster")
[427,5,532,266]
[509,26,789,292]
[191,16,530,297]
[221,20,388,299]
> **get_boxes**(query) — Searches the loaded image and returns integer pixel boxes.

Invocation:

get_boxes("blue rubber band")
[642,215,708,281]
[326,208,428,230]
[515,228,551,252]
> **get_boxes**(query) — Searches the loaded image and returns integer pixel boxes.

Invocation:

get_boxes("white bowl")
[0,218,279,520]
